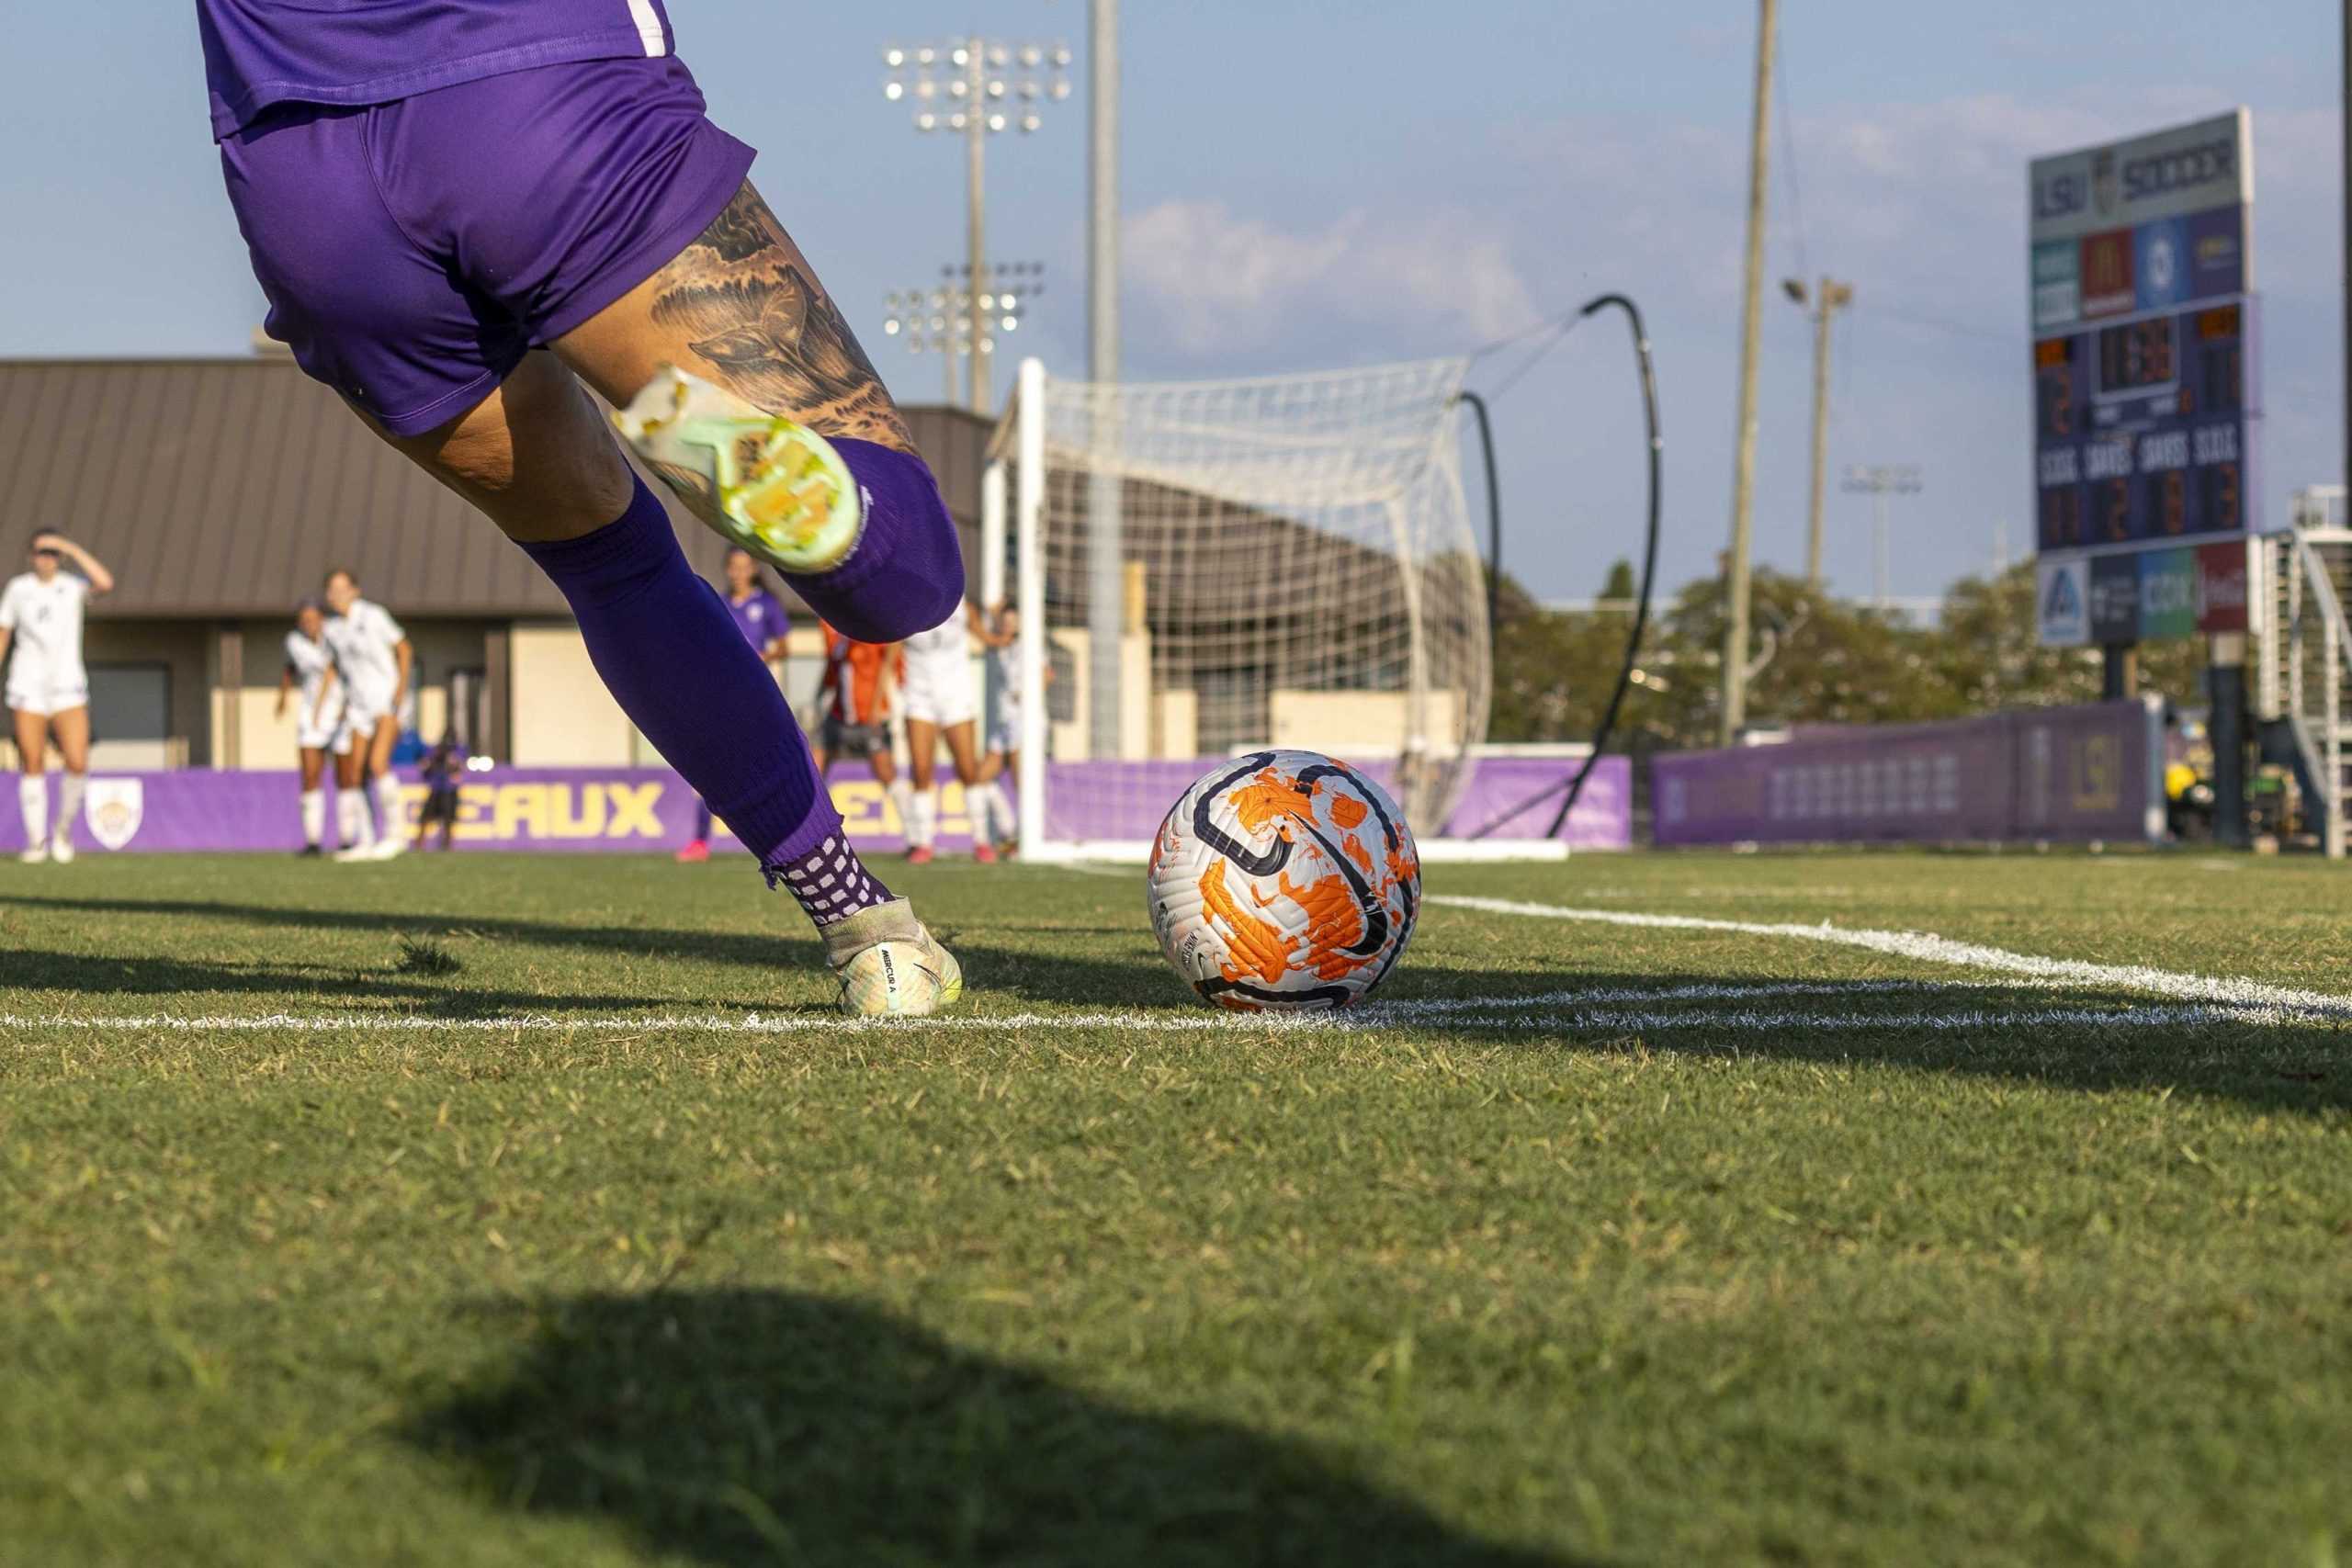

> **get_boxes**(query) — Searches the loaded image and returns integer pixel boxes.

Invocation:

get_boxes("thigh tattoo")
[650,184,913,449]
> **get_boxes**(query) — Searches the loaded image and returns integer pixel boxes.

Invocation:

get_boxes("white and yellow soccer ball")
[1146,749,1420,1010]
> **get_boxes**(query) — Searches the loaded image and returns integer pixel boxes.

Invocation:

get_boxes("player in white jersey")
[322,568,413,862]
[275,599,346,855]
[898,599,1001,864]
[0,534,115,864]
[970,601,1037,858]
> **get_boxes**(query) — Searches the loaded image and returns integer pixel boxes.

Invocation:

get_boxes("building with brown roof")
[0,356,988,769]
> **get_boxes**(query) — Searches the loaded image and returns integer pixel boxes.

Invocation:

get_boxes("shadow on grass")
[3,947,670,1019]
[409,1288,1574,1568]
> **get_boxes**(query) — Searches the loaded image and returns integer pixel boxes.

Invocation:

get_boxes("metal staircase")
[2256,487,2352,856]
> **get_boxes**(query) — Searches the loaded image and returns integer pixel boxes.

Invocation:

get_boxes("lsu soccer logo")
[1146,749,1419,1010]
[83,778,143,851]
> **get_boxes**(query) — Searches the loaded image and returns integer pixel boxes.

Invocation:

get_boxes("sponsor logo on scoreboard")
[2037,559,2088,647]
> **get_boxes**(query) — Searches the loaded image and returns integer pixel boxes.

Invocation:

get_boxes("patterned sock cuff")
[770,833,894,926]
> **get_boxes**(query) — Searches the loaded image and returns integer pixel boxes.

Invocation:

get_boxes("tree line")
[1488,558,2206,754]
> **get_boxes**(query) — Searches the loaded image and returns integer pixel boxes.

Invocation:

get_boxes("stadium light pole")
[883,38,1071,414]
[1784,276,1853,592]
[1087,0,1125,762]
[1720,0,1777,745]
[1841,464,1922,612]
[882,264,1046,407]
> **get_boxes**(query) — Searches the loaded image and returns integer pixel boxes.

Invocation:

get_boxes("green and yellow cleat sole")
[614,366,865,575]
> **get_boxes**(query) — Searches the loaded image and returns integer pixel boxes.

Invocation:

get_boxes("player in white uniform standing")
[899,599,1004,864]
[970,601,1032,858]
[0,534,115,864]
[322,568,413,862]
[275,599,345,855]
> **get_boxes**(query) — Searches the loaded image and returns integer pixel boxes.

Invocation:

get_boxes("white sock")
[910,786,939,849]
[17,774,46,849]
[967,781,1005,843]
[339,791,373,850]
[375,772,404,841]
[55,773,84,846]
[888,776,912,834]
[300,788,325,847]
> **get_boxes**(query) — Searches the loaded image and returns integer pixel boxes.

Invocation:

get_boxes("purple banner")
[0,755,1631,854]
[1651,700,2164,847]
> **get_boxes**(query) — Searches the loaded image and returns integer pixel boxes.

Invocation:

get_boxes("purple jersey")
[728,588,789,652]
[197,0,675,138]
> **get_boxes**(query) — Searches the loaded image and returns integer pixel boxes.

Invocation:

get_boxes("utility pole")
[1840,464,1923,611]
[1086,0,1125,761]
[1783,276,1852,590]
[1720,0,1777,744]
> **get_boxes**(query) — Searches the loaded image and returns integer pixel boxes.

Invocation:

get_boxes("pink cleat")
[675,839,711,863]
[906,844,935,865]
[972,842,998,864]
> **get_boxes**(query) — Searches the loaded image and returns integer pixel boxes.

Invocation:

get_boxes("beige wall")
[510,621,635,765]
[1271,689,1462,758]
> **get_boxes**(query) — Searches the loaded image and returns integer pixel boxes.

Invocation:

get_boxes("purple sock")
[784,439,965,643]
[774,832,894,927]
[517,476,840,874]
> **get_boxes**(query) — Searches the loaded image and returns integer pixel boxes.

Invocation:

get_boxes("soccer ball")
[1146,749,1420,1010]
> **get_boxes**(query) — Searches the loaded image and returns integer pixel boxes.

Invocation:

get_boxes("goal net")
[982,356,1489,861]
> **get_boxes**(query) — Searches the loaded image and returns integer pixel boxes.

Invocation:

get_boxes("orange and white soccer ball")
[1146,749,1420,1010]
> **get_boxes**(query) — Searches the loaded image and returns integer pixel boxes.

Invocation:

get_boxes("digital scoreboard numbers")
[2032,299,2249,551]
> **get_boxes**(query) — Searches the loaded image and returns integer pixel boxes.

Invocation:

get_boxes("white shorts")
[334,686,396,752]
[6,669,88,718]
[989,697,1023,757]
[900,652,976,728]
[297,711,351,754]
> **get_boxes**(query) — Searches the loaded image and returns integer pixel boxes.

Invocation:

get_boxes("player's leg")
[904,716,940,863]
[12,708,50,863]
[298,746,327,853]
[333,725,375,858]
[366,716,405,859]
[942,719,999,863]
[44,705,88,862]
[554,183,962,645]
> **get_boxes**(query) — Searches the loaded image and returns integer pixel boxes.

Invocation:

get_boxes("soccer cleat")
[972,842,998,864]
[369,835,407,861]
[905,844,935,865]
[49,835,74,865]
[17,843,49,865]
[333,845,374,863]
[820,897,963,1018]
[613,366,865,576]
[675,839,711,863]
[297,844,324,858]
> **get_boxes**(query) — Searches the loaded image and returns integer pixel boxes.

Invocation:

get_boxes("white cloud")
[1124,199,1541,358]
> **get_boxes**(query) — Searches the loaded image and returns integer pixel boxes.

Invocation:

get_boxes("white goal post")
[979,356,1557,864]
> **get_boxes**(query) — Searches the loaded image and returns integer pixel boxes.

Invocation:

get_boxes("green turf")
[3,850,2348,1566]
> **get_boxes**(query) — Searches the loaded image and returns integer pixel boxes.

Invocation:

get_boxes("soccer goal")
[982,355,1519,863]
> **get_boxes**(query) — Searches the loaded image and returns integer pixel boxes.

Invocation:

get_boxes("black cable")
[1466,292,1664,840]
[1453,389,1503,674]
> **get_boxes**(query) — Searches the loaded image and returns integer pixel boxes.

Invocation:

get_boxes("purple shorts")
[220,55,753,437]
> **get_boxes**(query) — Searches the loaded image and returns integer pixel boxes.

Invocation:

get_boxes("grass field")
[4,848,2349,1566]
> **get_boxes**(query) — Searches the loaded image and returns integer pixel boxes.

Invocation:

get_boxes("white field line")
[0,995,2322,1038]
[1430,895,2352,1023]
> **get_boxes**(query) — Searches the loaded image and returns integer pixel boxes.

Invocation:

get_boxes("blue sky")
[0,1,2340,604]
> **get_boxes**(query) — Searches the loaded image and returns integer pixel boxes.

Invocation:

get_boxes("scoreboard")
[2028,110,2258,647]
[2032,299,2251,549]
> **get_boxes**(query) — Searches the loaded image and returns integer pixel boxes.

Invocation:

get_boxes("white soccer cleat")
[48,835,74,865]
[614,366,865,576]
[820,898,964,1018]
[17,843,49,865]
[369,835,407,861]
[332,845,375,863]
